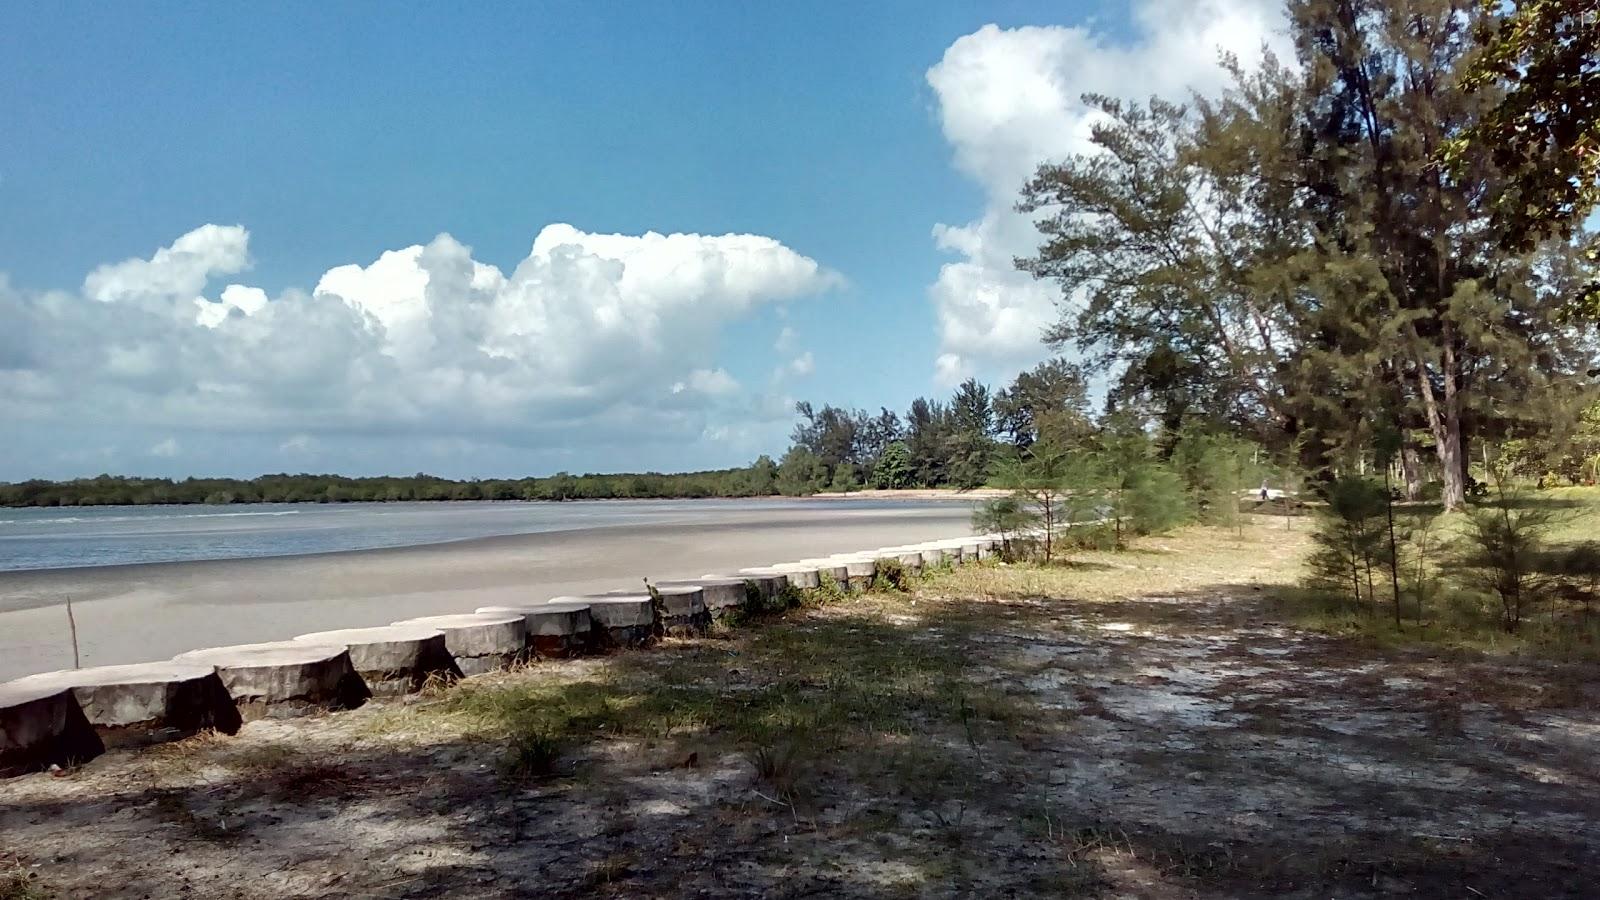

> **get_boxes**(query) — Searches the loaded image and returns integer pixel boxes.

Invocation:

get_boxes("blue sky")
[0,1,1288,480]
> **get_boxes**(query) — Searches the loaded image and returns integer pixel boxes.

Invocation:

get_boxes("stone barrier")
[644,585,712,635]
[0,683,104,777]
[2,528,995,778]
[830,555,878,590]
[390,614,528,676]
[9,662,240,747]
[731,569,788,601]
[294,625,461,695]
[654,578,746,618]
[173,641,369,719]
[551,594,655,648]
[770,563,822,590]
[475,602,594,658]
[802,559,852,590]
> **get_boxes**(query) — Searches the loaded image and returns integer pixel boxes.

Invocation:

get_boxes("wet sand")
[0,502,976,681]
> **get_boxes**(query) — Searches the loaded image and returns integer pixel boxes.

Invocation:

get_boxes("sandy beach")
[0,501,976,681]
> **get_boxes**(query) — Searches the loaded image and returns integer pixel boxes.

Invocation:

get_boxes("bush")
[972,495,1039,560]
[1125,465,1191,536]
[1450,485,1556,633]
[1304,476,1390,613]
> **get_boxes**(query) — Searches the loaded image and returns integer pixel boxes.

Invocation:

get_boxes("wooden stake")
[66,595,81,669]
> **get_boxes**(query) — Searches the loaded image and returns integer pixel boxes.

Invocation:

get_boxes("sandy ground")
[3,524,1596,898]
[0,503,974,681]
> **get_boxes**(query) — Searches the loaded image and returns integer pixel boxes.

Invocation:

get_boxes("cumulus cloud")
[788,351,815,377]
[923,0,1291,385]
[148,437,180,458]
[1,222,839,473]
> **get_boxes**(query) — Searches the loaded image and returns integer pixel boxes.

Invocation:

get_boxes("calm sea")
[0,499,954,572]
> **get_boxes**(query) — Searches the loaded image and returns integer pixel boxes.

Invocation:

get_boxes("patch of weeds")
[0,866,49,900]
[581,853,634,889]
[502,727,562,781]
[806,577,848,607]
[749,734,812,802]
[873,558,910,592]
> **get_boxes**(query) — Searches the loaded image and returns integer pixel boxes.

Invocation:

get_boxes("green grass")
[1277,485,1600,660]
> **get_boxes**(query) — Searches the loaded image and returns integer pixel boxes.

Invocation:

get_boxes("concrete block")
[173,641,369,719]
[475,602,594,658]
[830,555,878,589]
[655,578,746,617]
[894,552,926,575]
[294,625,461,695]
[0,682,104,777]
[918,545,950,568]
[645,585,711,636]
[932,540,969,565]
[10,662,240,747]
[797,559,850,589]
[771,564,821,590]
[732,568,788,601]
[390,614,528,676]
[550,594,655,649]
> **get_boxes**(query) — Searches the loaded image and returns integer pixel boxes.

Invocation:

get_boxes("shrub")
[872,558,909,592]
[1304,476,1390,613]
[972,496,1038,560]
[1450,485,1556,633]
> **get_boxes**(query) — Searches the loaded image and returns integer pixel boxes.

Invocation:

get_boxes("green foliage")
[0,463,794,508]
[972,496,1038,561]
[775,447,827,497]
[1305,477,1392,614]
[1123,465,1191,537]
[1450,483,1558,633]
[872,441,913,489]
[1017,0,1599,512]
[1170,428,1258,529]
[1453,0,1600,270]
[994,358,1092,450]
[871,558,909,592]
[1093,421,1192,545]
[501,728,561,781]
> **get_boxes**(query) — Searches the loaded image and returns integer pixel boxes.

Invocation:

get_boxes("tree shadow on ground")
[3,579,1599,898]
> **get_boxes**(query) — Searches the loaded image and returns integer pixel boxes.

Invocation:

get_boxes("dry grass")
[5,517,1597,898]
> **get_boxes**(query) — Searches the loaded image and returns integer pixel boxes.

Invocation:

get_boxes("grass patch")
[0,867,48,900]
[367,570,1031,807]
[1276,485,1600,661]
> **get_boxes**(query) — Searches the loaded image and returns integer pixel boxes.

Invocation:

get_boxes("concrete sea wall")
[0,532,1003,777]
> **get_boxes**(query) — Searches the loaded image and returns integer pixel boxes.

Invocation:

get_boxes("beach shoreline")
[0,503,978,682]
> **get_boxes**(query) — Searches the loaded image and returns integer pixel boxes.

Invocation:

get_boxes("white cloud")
[788,351,814,377]
[148,437,180,458]
[671,368,741,397]
[923,1,1291,385]
[85,224,250,304]
[774,325,797,353]
[279,434,317,453]
[1,222,840,471]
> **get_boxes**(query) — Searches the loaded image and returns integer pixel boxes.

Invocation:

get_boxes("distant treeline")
[0,466,788,508]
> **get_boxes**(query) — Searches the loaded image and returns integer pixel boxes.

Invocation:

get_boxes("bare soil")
[2,522,1596,898]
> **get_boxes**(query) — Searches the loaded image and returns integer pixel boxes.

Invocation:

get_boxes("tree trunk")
[1436,418,1466,511]
[1414,356,1467,511]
